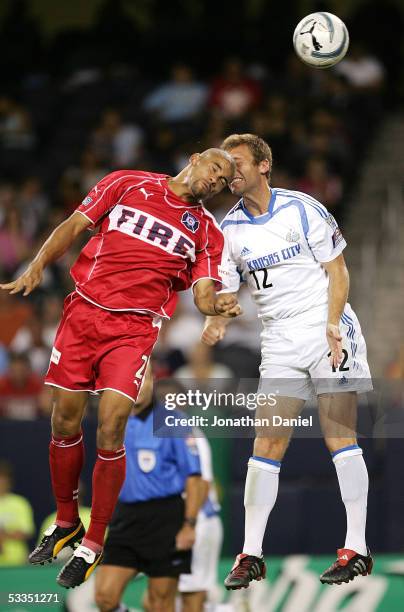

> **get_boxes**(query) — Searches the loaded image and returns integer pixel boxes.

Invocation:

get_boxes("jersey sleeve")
[190,216,224,290]
[171,427,202,479]
[218,228,241,293]
[305,207,347,263]
[75,171,133,226]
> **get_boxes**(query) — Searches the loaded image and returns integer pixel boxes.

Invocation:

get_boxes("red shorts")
[45,292,161,402]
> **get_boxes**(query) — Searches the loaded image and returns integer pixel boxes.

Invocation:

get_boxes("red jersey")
[71,170,224,317]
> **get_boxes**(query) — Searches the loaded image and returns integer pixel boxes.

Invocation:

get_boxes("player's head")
[186,148,235,202]
[220,133,272,196]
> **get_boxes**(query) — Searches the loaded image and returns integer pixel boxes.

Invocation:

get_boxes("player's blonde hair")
[220,133,272,180]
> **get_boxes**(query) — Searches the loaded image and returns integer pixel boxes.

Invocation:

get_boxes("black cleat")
[224,553,266,590]
[57,545,103,588]
[29,520,85,565]
[320,547,373,585]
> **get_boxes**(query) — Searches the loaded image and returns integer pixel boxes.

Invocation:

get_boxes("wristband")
[183,517,197,527]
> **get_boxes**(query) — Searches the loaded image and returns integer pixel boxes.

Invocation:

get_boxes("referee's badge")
[138,449,156,472]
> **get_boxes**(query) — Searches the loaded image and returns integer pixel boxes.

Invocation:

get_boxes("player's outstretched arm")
[322,253,350,369]
[0,212,91,296]
[193,279,241,318]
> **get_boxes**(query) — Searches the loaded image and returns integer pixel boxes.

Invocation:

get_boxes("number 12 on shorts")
[327,348,350,373]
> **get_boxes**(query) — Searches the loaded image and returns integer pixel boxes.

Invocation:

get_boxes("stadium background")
[1,0,404,610]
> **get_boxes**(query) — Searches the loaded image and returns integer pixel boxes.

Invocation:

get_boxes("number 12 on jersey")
[249,268,273,290]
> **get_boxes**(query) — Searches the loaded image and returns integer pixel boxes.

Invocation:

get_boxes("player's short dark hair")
[221,133,273,180]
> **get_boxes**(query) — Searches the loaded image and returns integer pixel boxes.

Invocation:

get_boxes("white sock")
[242,456,281,557]
[332,445,368,556]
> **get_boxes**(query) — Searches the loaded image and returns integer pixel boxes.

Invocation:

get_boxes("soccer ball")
[293,12,349,69]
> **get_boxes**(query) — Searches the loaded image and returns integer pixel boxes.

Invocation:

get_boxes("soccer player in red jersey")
[0,148,240,588]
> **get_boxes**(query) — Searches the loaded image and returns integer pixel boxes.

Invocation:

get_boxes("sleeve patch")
[332,227,344,247]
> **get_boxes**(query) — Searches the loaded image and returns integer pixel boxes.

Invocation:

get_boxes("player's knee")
[97,417,127,449]
[51,406,82,436]
[148,596,173,612]
[148,586,175,612]
[94,586,120,612]
[147,593,168,612]
[254,436,289,461]
[182,593,206,612]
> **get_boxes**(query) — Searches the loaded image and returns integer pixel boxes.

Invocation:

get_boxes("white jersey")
[219,188,346,320]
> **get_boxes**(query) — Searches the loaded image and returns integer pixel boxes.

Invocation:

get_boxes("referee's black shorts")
[102,494,191,577]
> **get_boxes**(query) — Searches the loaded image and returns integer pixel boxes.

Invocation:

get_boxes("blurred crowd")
[0,40,387,422]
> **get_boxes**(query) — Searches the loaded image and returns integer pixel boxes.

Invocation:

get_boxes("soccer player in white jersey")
[202,134,374,589]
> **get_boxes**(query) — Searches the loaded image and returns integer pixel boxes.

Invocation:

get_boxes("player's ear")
[258,159,270,176]
[189,153,201,166]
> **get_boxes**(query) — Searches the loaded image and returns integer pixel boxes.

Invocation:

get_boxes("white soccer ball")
[293,12,349,68]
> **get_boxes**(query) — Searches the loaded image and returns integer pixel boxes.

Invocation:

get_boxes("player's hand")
[175,524,196,550]
[201,322,227,346]
[327,323,343,369]
[214,294,242,318]
[0,262,43,296]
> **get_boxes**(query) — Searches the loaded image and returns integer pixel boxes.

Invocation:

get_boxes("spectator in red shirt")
[209,58,262,120]
[0,353,46,420]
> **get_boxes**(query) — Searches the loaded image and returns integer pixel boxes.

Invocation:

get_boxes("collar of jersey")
[240,188,277,223]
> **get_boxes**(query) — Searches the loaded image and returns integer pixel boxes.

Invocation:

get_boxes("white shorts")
[178,514,223,593]
[259,303,372,400]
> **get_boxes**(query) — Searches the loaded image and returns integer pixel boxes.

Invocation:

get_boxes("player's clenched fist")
[213,293,242,318]
[202,320,227,346]
[0,262,44,296]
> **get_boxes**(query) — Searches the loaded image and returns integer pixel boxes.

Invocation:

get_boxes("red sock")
[49,431,84,527]
[83,447,126,551]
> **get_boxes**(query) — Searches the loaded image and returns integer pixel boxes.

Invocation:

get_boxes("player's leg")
[225,396,305,590]
[181,591,206,612]
[85,389,133,546]
[57,389,133,588]
[29,388,88,565]
[318,391,373,584]
[95,564,137,612]
[148,577,178,612]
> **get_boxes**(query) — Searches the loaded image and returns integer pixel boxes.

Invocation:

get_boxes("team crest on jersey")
[137,450,156,472]
[82,196,92,206]
[181,211,199,233]
[286,230,300,242]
